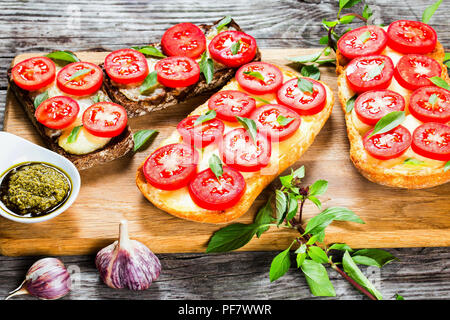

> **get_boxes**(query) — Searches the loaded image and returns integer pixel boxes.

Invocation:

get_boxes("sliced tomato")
[236,62,283,95]
[161,23,206,59]
[387,20,437,54]
[220,128,271,172]
[82,102,128,138]
[35,96,79,130]
[411,122,450,161]
[276,78,327,115]
[363,125,412,160]
[56,62,103,96]
[250,104,301,142]
[104,48,149,85]
[345,55,394,93]
[354,90,405,125]
[337,26,388,60]
[154,56,200,88]
[208,30,257,68]
[12,57,56,91]
[143,143,199,191]
[177,115,225,148]
[409,86,450,123]
[188,166,246,211]
[207,90,256,122]
[394,54,441,91]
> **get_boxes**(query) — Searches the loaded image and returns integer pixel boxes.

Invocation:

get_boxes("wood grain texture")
[0,0,450,300]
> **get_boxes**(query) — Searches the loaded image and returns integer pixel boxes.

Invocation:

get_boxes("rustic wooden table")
[0,0,449,300]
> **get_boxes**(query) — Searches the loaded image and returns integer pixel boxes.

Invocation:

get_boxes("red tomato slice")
[411,122,450,161]
[363,125,412,160]
[394,54,441,91]
[161,23,206,59]
[337,26,388,60]
[82,102,128,138]
[188,166,246,211]
[57,62,103,96]
[35,96,79,130]
[143,143,199,191]
[207,90,256,122]
[354,90,406,125]
[409,86,450,123]
[177,115,225,148]
[208,30,257,68]
[220,128,271,172]
[345,55,394,93]
[250,104,301,142]
[154,56,200,88]
[104,48,149,85]
[276,78,327,115]
[12,57,56,91]
[387,20,437,54]
[236,62,283,95]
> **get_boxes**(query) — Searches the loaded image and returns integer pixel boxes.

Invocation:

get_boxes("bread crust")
[102,19,262,118]
[336,41,450,189]
[136,66,334,223]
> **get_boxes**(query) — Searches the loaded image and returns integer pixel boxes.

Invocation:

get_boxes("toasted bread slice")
[336,40,450,189]
[136,65,334,224]
[102,18,261,118]
[8,66,134,171]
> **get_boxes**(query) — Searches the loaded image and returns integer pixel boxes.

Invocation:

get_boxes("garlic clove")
[6,257,71,300]
[95,220,161,291]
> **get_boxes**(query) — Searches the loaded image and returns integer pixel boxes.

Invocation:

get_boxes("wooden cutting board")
[2,49,449,256]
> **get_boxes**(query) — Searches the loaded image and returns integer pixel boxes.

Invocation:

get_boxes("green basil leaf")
[296,245,307,268]
[199,51,214,84]
[230,40,241,55]
[395,293,405,300]
[444,161,450,172]
[300,65,320,80]
[243,70,265,82]
[133,45,165,58]
[301,259,336,297]
[307,195,322,209]
[342,251,383,300]
[358,31,371,44]
[140,71,158,95]
[422,0,442,23]
[133,129,158,152]
[292,166,305,179]
[297,77,314,93]
[253,96,271,104]
[33,91,48,109]
[209,154,223,180]
[45,50,80,66]
[315,59,336,65]
[319,35,329,45]
[236,116,257,142]
[306,234,321,245]
[275,190,287,225]
[68,68,92,82]
[445,53,450,68]
[351,248,398,268]
[339,15,355,24]
[279,174,293,189]
[288,51,322,64]
[304,206,364,236]
[322,19,339,28]
[366,61,385,80]
[369,111,405,137]
[277,115,295,126]
[194,109,216,126]
[67,125,83,144]
[216,15,232,32]
[309,179,328,196]
[206,223,259,253]
[254,197,274,237]
[92,93,101,104]
[428,76,450,90]
[269,245,292,282]
[307,246,329,264]
[362,4,373,20]
[328,243,353,252]
[403,158,425,166]
[346,94,357,113]
[428,93,438,106]
[286,193,298,221]
[340,0,362,10]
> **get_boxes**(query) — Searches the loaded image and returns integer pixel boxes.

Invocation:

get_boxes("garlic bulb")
[95,220,161,290]
[6,258,71,300]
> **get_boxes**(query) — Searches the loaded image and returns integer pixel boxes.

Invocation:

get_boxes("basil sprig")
[33,91,48,109]
[131,45,165,58]
[243,71,264,82]
[216,15,232,32]
[297,77,314,93]
[403,158,426,166]
[68,68,92,81]
[253,96,271,104]
[133,129,158,152]
[428,93,438,106]
[277,115,294,126]
[209,154,223,180]
[369,111,405,138]
[422,0,442,23]
[199,51,214,84]
[140,71,158,95]
[444,161,450,172]
[45,50,80,66]
[230,40,241,55]
[345,94,357,113]
[194,110,216,126]
[236,116,257,142]
[366,62,385,80]
[358,30,371,44]
[67,126,83,144]
[428,76,450,91]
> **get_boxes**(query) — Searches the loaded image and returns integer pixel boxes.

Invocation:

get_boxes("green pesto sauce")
[0,163,70,217]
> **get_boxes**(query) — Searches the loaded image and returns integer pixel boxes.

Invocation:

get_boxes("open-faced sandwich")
[336,20,450,188]
[8,52,134,170]
[136,61,334,223]
[101,17,261,117]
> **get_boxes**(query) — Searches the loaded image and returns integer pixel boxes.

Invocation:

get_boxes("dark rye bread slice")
[7,69,134,171]
[102,18,262,118]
